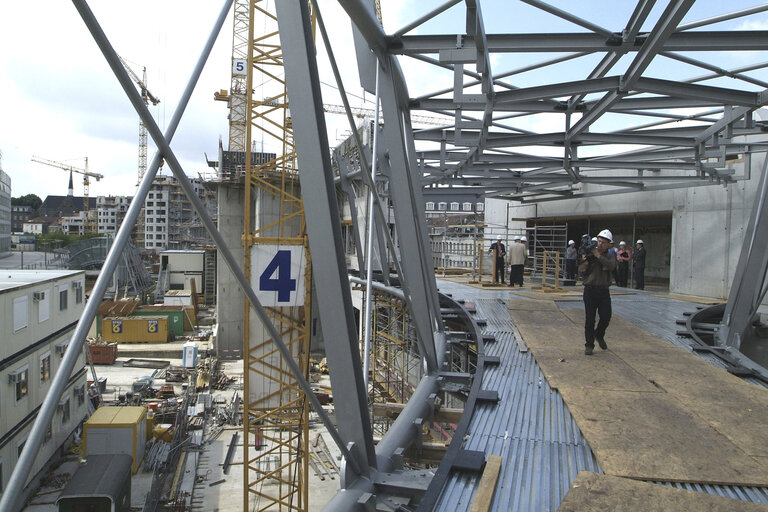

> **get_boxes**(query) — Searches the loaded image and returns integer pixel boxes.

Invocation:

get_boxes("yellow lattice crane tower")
[118,56,160,184]
[31,156,104,233]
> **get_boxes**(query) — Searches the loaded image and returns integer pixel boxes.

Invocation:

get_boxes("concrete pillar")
[216,181,245,359]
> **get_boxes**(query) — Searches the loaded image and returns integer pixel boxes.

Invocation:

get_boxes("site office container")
[83,406,147,474]
[133,306,185,336]
[101,316,168,343]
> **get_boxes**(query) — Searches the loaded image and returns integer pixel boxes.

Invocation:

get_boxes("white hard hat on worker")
[597,229,613,243]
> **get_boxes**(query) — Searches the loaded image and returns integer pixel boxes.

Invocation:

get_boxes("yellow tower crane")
[31,156,104,233]
[118,56,160,184]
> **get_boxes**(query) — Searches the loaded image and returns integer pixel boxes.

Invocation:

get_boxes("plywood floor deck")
[508,298,768,487]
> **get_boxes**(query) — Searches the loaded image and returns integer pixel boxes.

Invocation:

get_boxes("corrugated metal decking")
[432,281,768,510]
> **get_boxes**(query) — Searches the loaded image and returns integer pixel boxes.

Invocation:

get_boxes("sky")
[1,1,767,201]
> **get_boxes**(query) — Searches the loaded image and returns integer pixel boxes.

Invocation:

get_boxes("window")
[476,202,484,212]
[37,289,50,323]
[75,384,85,406]
[55,339,70,358]
[426,202,435,211]
[147,201,154,207]
[438,202,447,211]
[462,202,473,211]
[40,352,51,382]
[11,366,29,401]
[59,289,68,311]
[60,398,71,425]
[76,285,83,304]
[13,295,28,332]
[450,202,460,211]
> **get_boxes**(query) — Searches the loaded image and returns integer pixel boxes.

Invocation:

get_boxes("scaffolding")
[242,1,312,510]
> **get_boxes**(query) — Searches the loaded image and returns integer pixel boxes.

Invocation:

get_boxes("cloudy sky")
[2,1,767,201]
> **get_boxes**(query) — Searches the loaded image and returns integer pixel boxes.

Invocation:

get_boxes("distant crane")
[31,156,104,232]
[322,103,452,126]
[118,56,160,184]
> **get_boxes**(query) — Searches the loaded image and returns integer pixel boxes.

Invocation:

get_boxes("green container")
[132,308,185,336]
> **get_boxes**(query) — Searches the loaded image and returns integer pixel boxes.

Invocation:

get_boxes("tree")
[11,194,43,210]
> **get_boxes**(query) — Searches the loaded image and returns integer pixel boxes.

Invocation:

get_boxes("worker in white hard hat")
[565,239,578,281]
[615,241,631,287]
[578,228,615,355]
[507,235,527,287]
[488,235,507,284]
[633,239,646,290]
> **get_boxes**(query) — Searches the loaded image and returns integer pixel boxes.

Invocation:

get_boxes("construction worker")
[508,236,527,287]
[579,229,616,355]
[488,235,506,284]
[565,239,577,280]
[633,239,646,290]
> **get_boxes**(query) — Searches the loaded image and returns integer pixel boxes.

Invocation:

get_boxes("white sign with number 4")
[251,244,306,306]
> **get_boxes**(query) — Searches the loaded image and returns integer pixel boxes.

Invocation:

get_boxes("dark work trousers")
[510,264,524,286]
[583,285,612,348]
[634,266,645,290]
[494,257,505,283]
[616,261,628,287]
[565,259,577,280]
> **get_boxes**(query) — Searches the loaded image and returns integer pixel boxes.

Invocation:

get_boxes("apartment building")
[0,169,10,253]
[143,175,214,251]
[96,195,131,235]
[0,270,88,497]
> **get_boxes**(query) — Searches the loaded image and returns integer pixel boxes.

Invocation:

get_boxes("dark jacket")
[578,251,616,286]
[633,247,646,269]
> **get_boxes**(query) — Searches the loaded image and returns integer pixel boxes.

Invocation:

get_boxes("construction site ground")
[22,342,341,512]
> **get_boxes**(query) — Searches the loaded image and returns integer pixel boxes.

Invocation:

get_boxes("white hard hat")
[591,237,597,242]
[568,240,575,245]
[497,235,502,240]
[597,229,613,242]
[619,241,626,246]
[521,236,527,242]
[513,235,520,241]
[636,239,644,244]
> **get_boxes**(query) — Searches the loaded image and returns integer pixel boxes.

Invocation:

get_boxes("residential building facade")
[0,270,88,496]
[11,205,33,234]
[144,175,214,251]
[96,195,131,235]
[0,169,10,253]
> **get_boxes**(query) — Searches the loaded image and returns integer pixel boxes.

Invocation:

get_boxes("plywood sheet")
[558,472,768,512]
[652,293,721,304]
[511,303,768,485]
[508,307,661,393]
[562,309,768,459]
[564,388,768,485]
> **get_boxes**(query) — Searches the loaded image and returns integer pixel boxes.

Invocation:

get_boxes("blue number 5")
[259,250,297,302]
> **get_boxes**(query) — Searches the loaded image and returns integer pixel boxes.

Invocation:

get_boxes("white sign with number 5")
[232,59,246,76]
[251,244,306,306]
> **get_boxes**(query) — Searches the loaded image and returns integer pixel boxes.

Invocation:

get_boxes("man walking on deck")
[579,229,616,355]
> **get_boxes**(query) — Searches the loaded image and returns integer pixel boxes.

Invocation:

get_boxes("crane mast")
[118,56,160,184]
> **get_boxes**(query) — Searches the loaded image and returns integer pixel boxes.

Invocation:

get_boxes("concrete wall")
[215,183,245,359]
[494,147,767,300]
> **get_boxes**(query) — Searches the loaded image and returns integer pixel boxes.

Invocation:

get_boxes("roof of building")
[0,269,83,293]
[56,454,132,503]
[39,195,97,215]
[85,405,146,427]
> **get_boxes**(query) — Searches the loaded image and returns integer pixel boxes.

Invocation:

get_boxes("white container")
[182,341,198,368]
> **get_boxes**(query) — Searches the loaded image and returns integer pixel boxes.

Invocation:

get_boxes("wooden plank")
[470,455,503,512]
[558,471,768,512]
[510,304,768,486]
[562,309,768,459]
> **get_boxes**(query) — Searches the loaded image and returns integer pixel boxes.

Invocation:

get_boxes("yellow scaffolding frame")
[242,1,313,510]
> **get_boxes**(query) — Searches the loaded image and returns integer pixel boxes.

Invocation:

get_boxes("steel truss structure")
[6,2,768,512]
[242,1,312,510]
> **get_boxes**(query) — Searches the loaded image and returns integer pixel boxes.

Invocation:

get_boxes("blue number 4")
[260,250,297,302]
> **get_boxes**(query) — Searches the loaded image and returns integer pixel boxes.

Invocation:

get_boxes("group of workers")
[566,237,646,290]
[489,230,648,357]
[488,235,529,287]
